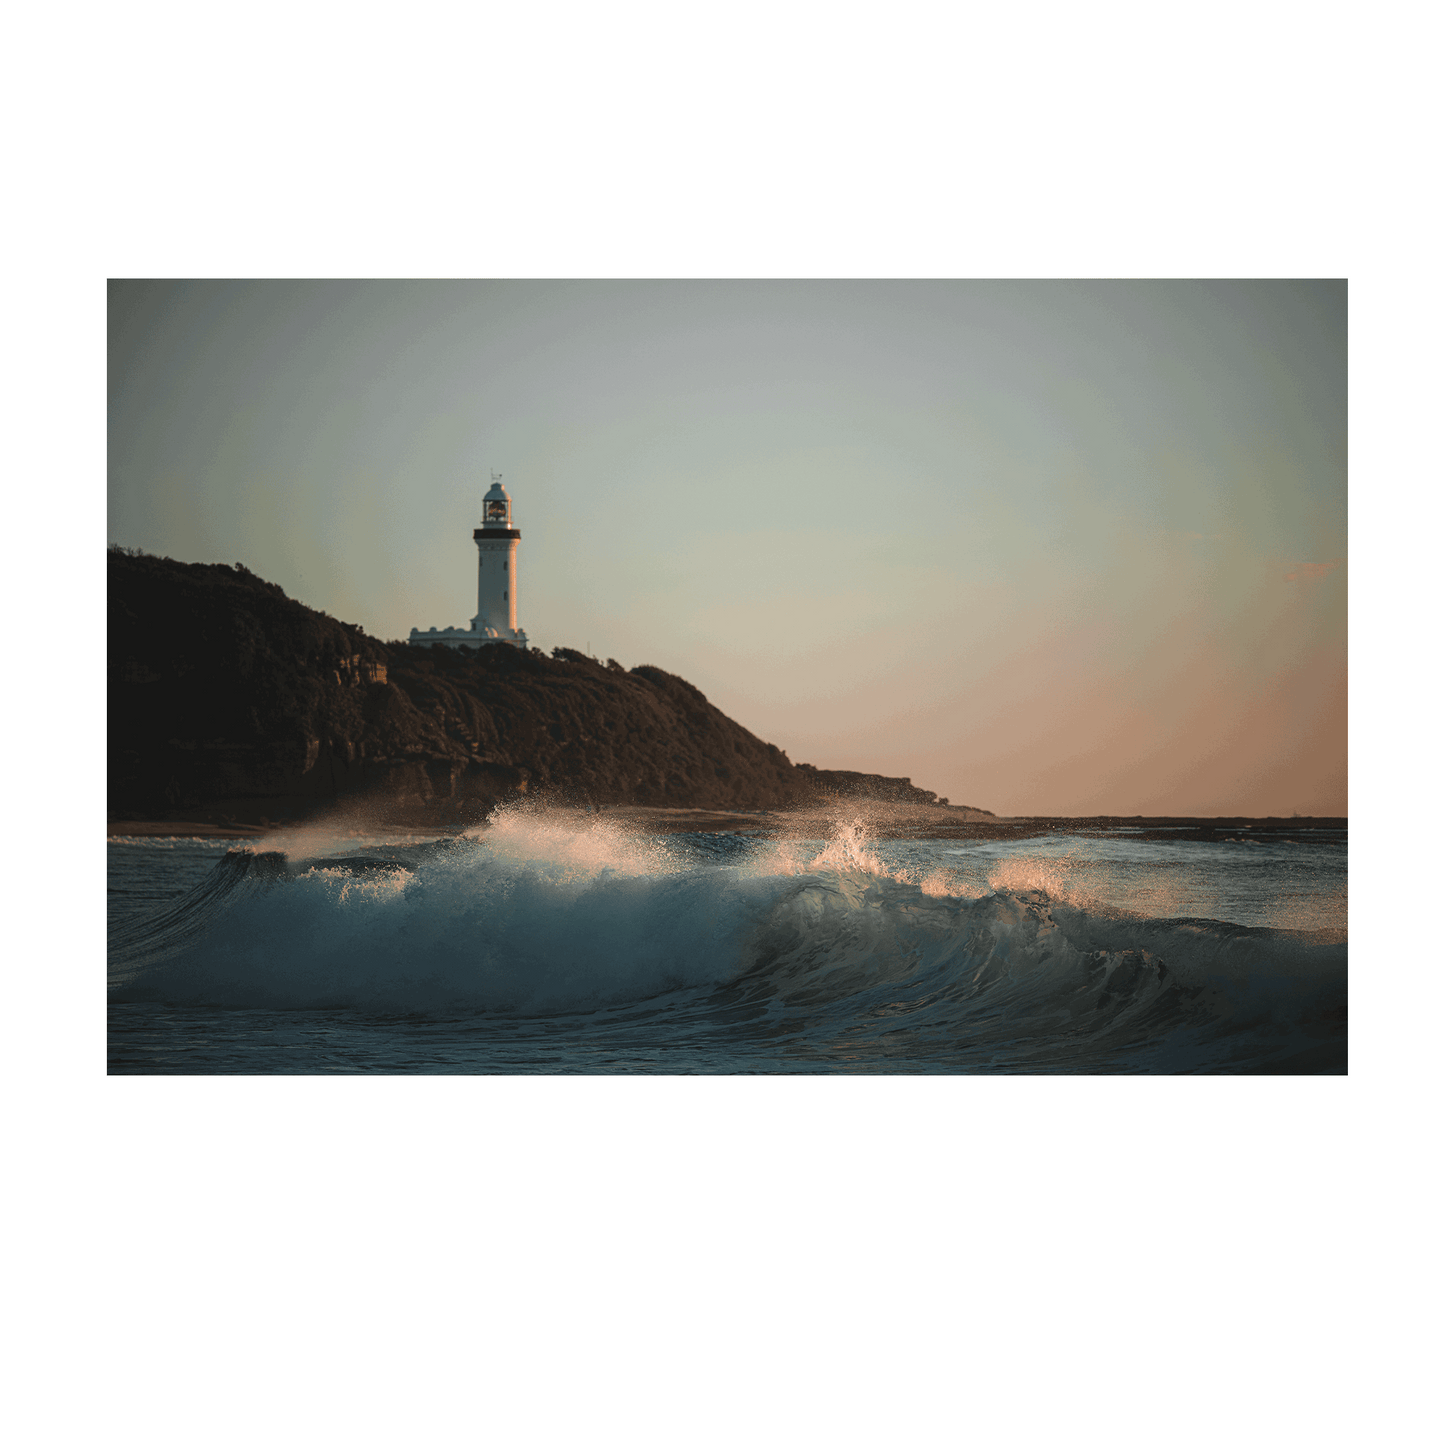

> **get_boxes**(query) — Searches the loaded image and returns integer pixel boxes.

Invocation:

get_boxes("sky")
[108,279,1346,817]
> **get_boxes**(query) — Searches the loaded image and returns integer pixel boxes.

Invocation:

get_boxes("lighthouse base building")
[409,478,530,651]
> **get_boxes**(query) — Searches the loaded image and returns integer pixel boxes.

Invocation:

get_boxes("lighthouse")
[408,474,530,651]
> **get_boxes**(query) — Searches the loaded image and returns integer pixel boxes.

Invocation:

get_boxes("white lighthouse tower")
[408,474,530,651]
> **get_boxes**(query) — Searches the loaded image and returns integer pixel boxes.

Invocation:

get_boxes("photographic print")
[107,279,1346,1073]
[32,3,1424,1435]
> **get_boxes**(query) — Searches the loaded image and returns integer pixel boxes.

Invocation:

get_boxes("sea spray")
[109,812,1347,1071]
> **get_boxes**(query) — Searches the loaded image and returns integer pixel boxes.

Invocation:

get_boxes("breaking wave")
[108,815,1346,1072]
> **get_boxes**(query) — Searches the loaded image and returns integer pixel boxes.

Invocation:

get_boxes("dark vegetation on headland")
[110,549,986,827]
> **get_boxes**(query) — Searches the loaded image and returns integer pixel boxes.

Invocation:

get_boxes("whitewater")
[108,811,1347,1073]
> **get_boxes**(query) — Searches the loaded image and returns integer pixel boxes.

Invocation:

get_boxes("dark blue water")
[108,815,1347,1073]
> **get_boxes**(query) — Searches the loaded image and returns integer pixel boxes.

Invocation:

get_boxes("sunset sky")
[108,279,1346,817]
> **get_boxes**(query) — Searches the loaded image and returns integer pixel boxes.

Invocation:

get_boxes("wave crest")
[109,816,1346,1070]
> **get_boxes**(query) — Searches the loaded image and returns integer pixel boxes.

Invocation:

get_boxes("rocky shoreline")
[109,549,988,829]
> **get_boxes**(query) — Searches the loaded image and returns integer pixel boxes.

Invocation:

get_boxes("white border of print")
[56,228,1398,1127]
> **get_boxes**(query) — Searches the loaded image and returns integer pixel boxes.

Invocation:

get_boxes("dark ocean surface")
[108,814,1346,1074]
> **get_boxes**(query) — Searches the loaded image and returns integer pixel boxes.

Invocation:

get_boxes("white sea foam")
[110,809,1345,1080]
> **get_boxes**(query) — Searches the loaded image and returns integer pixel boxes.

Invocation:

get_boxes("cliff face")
[108,550,962,823]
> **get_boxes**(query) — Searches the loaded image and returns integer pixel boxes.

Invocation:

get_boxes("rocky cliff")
[109,549,976,824]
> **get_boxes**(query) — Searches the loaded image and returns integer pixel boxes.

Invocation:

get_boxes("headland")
[109,549,991,832]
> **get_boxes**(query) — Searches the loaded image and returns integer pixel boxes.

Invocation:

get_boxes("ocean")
[107,811,1347,1074]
